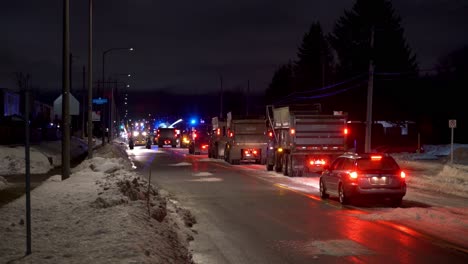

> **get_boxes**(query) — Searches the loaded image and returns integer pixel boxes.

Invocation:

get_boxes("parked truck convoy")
[223,112,268,165]
[265,104,348,176]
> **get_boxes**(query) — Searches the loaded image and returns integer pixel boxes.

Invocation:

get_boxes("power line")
[273,73,367,105]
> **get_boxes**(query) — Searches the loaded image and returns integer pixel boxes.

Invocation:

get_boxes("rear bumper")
[345,183,407,198]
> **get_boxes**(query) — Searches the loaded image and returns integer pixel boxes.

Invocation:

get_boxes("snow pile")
[0,176,8,190]
[0,147,52,175]
[0,144,196,264]
[353,207,468,247]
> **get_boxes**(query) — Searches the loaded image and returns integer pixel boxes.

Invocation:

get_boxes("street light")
[102,47,133,84]
[108,77,132,143]
[101,48,133,145]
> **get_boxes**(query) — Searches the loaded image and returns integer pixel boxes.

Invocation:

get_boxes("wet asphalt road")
[127,145,468,264]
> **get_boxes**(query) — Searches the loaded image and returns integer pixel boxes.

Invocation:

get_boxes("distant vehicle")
[208,117,228,159]
[319,152,407,206]
[179,131,191,148]
[155,128,177,148]
[223,112,268,165]
[188,128,210,155]
[128,129,151,149]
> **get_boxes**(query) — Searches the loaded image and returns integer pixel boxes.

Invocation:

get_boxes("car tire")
[338,184,350,205]
[319,179,329,199]
[391,197,403,207]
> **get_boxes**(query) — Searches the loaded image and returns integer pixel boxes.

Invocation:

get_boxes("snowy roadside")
[0,137,90,175]
[0,143,196,263]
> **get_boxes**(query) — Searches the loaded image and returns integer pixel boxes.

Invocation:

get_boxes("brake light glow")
[371,155,382,161]
[202,145,208,149]
[253,150,258,155]
[277,148,283,152]
[290,128,295,135]
[309,159,326,165]
[229,132,234,137]
[400,171,406,179]
[268,131,273,137]
[349,171,358,179]
[344,128,349,135]
[216,128,220,135]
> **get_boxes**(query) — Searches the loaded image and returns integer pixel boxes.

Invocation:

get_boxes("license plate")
[370,176,389,185]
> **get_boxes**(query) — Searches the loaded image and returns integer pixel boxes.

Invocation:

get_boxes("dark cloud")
[1,0,467,95]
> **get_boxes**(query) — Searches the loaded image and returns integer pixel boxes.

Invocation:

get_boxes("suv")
[319,153,407,206]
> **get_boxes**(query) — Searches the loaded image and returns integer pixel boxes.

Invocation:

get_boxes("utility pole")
[24,77,32,255]
[62,0,71,180]
[108,80,116,143]
[81,65,85,139]
[364,26,375,153]
[219,73,223,118]
[246,80,250,116]
[87,0,93,159]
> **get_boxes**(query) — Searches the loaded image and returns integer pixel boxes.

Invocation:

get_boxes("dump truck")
[208,117,228,159]
[265,104,348,176]
[223,112,269,165]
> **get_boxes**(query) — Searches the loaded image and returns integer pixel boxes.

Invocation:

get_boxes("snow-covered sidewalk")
[0,143,196,263]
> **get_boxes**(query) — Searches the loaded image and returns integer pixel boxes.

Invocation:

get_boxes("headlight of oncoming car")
[142,131,147,136]
[133,131,139,137]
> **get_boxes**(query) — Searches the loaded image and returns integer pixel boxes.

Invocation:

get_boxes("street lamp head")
[129,48,134,51]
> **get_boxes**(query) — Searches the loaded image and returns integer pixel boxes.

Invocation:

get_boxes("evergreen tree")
[293,22,334,93]
[328,0,418,121]
[265,63,293,105]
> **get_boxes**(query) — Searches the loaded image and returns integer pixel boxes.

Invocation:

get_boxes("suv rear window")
[356,157,400,171]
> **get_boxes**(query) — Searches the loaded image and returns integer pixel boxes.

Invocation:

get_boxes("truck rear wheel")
[288,155,296,177]
[275,153,283,172]
[282,154,289,176]
[266,164,273,171]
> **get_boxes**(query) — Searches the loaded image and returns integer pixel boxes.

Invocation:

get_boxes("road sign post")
[449,119,456,164]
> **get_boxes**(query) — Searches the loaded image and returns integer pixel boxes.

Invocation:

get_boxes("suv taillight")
[400,171,406,179]
[349,171,358,180]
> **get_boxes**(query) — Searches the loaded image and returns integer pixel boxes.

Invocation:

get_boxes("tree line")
[264,0,468,144]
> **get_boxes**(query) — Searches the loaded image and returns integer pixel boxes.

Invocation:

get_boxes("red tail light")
[253,150,258,155]
[244,150,249,154]
[400,171,406,179]
[349,171,358,179]
[371,155,382,161]
[268,131,273,137]
[202,145,208,149]
[290,128,295,135]
[216,128,220,135]
[309,159,326,165]
[344,128,349,135]
[229,132,234,137]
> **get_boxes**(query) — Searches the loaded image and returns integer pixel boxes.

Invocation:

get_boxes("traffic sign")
[92,97,108,104]
[449,119,457,128]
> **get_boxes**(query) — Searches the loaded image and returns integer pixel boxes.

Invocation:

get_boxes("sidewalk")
[0,140,195,263]
[0,137,99,206]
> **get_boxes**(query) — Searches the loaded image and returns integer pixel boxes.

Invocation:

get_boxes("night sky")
[1,0,467,97]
